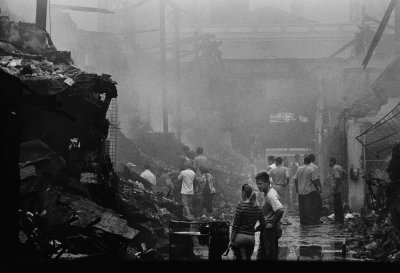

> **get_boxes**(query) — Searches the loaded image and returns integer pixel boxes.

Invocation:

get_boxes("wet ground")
[271,215,362,261]
[192,213,363,261]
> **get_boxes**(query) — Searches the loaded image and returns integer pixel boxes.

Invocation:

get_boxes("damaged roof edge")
[372,56,400,105]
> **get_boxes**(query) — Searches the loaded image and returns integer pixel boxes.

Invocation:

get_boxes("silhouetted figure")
[329,158,345,224]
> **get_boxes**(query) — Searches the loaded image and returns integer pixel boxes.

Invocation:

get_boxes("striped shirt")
[261,187,284,228]
[232,201,266,236]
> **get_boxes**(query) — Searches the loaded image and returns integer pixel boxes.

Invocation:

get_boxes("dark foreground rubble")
[345,212,400,262]
[343,147,400,263]
[2,16,183,261]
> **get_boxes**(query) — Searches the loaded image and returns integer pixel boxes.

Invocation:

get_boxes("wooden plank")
[20,165,36,180]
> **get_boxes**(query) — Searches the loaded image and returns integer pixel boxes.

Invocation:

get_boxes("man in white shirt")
[294,156,321,225]
[270,157,291,225]
[266,155,276,175]
[308,154,322,224]
[140,163,156,188]
[266,155,277,185]
[178,161,196,220]
[289,154,301,207]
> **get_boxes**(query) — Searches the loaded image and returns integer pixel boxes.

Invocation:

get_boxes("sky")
[2,0,393,32]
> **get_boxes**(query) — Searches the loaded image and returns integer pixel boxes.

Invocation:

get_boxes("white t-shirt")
[179,169,196,195]
[267,163,277,183]
[140,169,157,185]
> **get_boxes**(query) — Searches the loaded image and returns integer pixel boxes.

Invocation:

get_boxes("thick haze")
[1,0,395,158]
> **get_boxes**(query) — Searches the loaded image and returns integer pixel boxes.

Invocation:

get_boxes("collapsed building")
[0,16,186,261]
[0,14,243,261]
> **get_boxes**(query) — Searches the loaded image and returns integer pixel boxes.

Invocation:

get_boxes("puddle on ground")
[223,214,364,261]
[179,214,364,261]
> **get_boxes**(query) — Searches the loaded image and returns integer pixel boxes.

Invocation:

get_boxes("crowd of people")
[125,147,347,261]
[123,146,217,221]
[231,153,347,260]
[175,147,217,221]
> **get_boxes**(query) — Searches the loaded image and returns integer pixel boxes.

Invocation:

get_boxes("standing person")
[230,184,266,261]
[157,168,174,200]
[198,166,216,218]
[248,157,258,189]
[255,172,284,260]
[165,175,174,200]
[282,157,289,168]
[282,157,292,209]
[289,154,301,208]
[329,158,345,224]
[270,157,292,225]
[193,147,208,179]
[266,155,276,175]
[177,150,190,171]
[294,156,321,225]
[178,161,196,220]
[140,163,157,189]
[308,154,323,224]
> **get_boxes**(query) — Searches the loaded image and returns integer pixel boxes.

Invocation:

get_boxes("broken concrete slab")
[59,192,139,240]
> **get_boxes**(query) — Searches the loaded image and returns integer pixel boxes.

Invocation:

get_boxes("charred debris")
[1,16,244,262]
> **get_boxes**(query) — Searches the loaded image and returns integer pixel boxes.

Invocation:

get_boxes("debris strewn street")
[2,0,400,265]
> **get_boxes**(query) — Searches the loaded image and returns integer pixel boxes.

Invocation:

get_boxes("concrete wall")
[346,119,365,212]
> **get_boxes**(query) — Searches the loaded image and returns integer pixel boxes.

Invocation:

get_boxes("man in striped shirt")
[255,172,284,260]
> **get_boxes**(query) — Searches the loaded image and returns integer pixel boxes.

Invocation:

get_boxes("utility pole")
[315,72,325,181]
[174,8,182,141]
[36,0,48,31]
[396,0,400,54]
[160,0,168,133]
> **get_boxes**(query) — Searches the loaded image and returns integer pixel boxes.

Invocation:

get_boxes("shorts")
[181,194,193,208]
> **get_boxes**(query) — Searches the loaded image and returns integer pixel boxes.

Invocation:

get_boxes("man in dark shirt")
[329,157,345,224]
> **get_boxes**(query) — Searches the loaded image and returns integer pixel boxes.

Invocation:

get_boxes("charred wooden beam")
[363,0,397,68]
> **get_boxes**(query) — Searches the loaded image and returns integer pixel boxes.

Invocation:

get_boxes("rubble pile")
[135,132,185,170]
[2,17,182,261]
[343,145,400,263]
[18,141,140,261]
[208,144,249,175]
[118,130,244,218]
[345,212,400,262]
[118,179,181,254]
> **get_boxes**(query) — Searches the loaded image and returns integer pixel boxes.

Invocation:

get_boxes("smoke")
[2,0,395,159]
